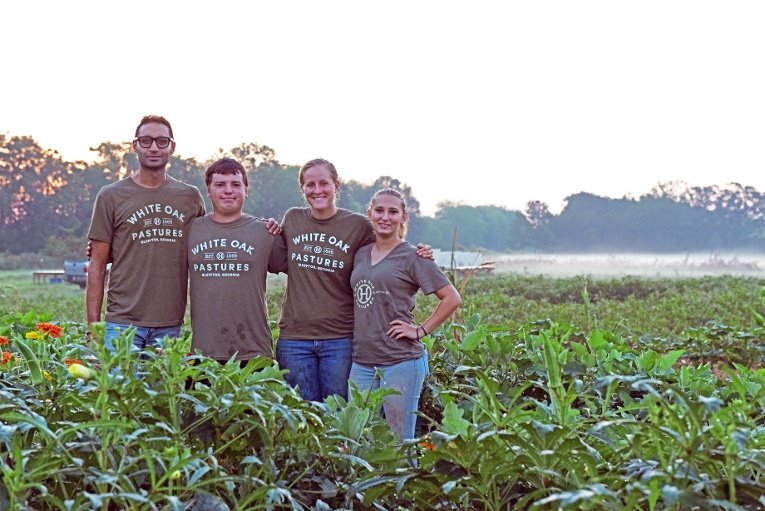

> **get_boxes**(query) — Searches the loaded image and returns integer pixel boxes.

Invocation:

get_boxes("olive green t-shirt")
[188,214,287,360]
[278,207,375,340]
[87,176,206,327]
[350,242,450,365]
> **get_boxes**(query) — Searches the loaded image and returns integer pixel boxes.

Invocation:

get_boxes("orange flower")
[419,441,436,451]
[0,336,8,345]
[64,357,83,367]
[1,351,12,364]
[36,323,63,338]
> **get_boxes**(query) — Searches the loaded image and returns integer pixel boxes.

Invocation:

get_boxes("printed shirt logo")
[290,232,350,273]
[190,237,253,278]
[126,203,187,244]
[354,279,375,308]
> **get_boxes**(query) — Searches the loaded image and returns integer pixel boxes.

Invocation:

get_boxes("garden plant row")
[0,275,764,509]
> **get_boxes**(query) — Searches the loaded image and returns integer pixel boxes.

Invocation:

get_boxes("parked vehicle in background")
[63,260,88,288]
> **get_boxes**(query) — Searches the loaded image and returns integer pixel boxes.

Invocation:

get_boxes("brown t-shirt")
[278,207,375,340]
[350,242,450,365]
[188,214,287,360]
[87,176,206,327]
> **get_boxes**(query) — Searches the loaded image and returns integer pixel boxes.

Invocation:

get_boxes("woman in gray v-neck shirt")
[349,188,461,440]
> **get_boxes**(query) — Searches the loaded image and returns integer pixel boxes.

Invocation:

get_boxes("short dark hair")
[205,158,248,187]
[135,115,174,139]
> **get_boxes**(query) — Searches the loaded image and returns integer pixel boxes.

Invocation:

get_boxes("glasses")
[134,136,173,148]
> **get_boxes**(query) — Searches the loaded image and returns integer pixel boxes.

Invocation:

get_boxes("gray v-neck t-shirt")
[350,242,450,365]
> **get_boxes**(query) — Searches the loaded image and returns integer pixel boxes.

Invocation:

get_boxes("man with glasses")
[86,115,206,353]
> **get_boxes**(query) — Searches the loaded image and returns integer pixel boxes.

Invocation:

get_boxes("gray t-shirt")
[278,207,375,340]
[350,242,450,365]
[87,176,206,327]
[188,214,287,360]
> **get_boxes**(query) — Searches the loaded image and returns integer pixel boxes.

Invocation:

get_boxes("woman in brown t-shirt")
[276,159,375,402]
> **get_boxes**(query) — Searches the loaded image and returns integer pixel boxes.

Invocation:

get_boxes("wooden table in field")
[32,270,66,284]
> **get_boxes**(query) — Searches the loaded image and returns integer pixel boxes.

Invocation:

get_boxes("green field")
[0,270,87,322]
[1,270,764,509]
[3,269,764,370]
[3,270,763,336]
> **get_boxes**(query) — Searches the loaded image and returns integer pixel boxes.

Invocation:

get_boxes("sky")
[2,1,764,216]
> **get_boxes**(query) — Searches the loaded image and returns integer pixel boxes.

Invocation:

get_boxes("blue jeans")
[349,350,429,441]
[104,322,182,354]
[275,338,353,402]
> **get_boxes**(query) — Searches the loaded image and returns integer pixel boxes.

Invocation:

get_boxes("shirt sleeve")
[412,255,451,295]
[87,189,115,243]
[268,233,288,274]
[361,221,375,247]
[195,188,206,217]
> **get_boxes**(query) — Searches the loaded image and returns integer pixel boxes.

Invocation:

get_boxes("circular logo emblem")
[313,246,323,254]
[154,218,162,226]
[216,252,225,260]
[355,280,374,308]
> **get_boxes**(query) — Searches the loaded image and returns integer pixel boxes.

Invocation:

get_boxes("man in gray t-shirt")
[188,158,287,362]
[86,115,206,352]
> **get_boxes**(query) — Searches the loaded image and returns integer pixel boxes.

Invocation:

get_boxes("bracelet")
[415,325,420,342]
[421,325,429,336]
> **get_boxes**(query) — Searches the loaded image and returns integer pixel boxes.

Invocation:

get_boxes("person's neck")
[211,210,243,224]
[374,234,402,251]
[310,204,338,220]
[132,167,167,189]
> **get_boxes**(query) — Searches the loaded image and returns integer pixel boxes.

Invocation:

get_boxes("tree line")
[1,134,763,259]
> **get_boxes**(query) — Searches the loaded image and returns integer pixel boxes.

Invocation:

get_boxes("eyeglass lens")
[136,137,172,148]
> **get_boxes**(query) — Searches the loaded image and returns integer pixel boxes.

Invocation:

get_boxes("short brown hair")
[135,115,174,139]
[205,158,248,187]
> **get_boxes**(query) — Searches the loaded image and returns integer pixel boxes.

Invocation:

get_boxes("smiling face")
[207,171,248,221]
[368,192,408,240]
[301,164,339,219]
[133,121,175,171]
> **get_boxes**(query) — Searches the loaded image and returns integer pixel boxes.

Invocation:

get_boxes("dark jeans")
[275,338,353,402]
[104,321,181,354]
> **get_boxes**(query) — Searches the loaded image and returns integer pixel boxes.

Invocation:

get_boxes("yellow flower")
[68,363,93,380]
[43,370,53,382]
[25,331,40,340]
